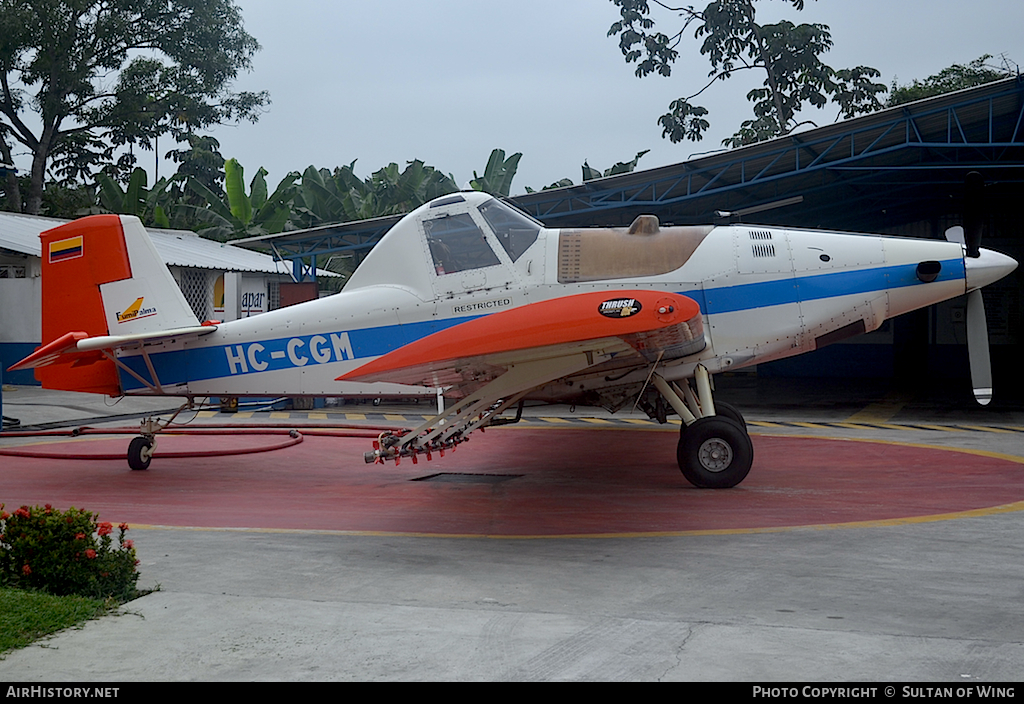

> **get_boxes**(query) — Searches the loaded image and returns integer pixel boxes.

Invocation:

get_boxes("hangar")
[238,77,1024,403]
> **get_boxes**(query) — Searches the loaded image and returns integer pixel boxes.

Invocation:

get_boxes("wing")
[340,289,704,394]
[346,290,705,464]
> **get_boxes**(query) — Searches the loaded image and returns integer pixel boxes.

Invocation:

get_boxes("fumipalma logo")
[117,297,158,323]
[598,298,642,318]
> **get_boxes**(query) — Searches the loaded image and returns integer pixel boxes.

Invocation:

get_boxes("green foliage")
[184,158,298,240]
[0,0,268,214]
[608,0,887,147]
[471,149,523,197]
[294,159,458,226]
[0,587,111,654]
[165,134,227,198]
[0,504,140,602]
[583,150,650,181]
[886,55,1012,107]
[97,167,177,227]
[527,151,649,192]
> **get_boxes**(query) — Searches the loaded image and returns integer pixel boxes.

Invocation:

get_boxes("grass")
[0,587,114,655]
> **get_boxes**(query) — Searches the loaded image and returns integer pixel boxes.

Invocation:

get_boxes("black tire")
[713,401,746,430]
[677,416,753,489]
[127,436,154,471]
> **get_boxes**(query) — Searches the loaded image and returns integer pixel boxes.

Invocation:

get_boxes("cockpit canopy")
[344,191,544,298]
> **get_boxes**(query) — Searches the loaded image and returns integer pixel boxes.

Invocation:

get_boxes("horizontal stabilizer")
[8,325,217,373]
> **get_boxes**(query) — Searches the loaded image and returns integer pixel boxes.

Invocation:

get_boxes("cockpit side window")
[424,213,500,275]
[479,198,541,262]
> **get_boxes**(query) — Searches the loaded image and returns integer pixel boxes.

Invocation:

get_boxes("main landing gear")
[651,366,753,488]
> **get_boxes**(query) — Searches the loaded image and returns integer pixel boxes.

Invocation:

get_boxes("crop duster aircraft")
[9,187,1018,487]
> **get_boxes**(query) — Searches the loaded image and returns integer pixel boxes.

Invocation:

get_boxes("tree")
[886,55,1014,108]
[0,0,268,215]
[607,0,887,147]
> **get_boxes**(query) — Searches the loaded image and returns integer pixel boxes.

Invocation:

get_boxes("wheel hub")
[698,437,733,472]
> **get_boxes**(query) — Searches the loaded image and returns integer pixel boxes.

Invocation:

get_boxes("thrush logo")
[598,298,642,318]
[116,297,158,323]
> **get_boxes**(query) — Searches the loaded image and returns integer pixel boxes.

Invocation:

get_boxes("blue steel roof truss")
[244,79,1023,279]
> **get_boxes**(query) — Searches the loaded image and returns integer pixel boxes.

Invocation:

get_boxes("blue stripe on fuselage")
[702,258,964,314]
[117,259,965,391]
[117,316,474,391]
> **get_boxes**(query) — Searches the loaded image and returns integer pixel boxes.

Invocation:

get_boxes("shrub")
[0,504,140,602]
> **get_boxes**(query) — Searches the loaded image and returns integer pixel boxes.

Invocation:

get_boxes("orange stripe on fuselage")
[338,290,700,381]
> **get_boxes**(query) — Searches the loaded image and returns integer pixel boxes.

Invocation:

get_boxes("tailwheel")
[677,416,752,489]
[127,436,154,471]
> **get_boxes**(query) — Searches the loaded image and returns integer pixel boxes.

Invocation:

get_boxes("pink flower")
[85,549,97,559]
[124,540,134,549]
[22,564,31,575]
[97,522,112,536]
[14,507,29,519]
[75,533,86,540]
[119,522,129,532]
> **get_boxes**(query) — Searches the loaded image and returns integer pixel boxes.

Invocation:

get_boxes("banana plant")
[470,149,522,197]
[183,158,298,240]
[96,167,178,228]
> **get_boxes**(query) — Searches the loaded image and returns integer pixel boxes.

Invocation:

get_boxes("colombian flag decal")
[49,236,84,263]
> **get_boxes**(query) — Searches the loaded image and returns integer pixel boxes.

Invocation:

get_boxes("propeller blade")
[963,171,984,258]
[944,225,965,245]
[966,289,992,405]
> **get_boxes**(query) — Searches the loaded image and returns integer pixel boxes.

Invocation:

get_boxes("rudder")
[36,215,199,394]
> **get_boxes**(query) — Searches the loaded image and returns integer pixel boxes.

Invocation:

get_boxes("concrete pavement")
[0,380,1022,681]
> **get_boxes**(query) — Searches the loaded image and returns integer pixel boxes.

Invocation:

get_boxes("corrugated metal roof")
[0,212,335,276]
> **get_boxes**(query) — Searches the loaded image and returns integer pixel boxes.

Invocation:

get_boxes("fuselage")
[113,192,1013,402]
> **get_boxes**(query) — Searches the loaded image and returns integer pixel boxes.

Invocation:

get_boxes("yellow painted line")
[539,417,572,423]
[580,418,613,424]
[127,499,1024,540]
[195,410,218,418]
[383,414,406,421]
[844,391,913,423]
[790,422,829,429]
[234,411,254,419]
[270,412,291,420]
[345,413,367,421]
[623,418,654,425]
[308,412,328,420]
[960,425,1015,434]
[831,422,876,430]
[749,421,787,428]
[913,424,962,432]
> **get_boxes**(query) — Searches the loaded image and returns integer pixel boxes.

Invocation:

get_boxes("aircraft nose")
[965,248,1018,291]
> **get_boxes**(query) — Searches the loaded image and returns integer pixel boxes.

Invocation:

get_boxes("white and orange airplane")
[8,189,1017,487]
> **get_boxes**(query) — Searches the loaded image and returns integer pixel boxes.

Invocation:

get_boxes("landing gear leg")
[652,366,753,488]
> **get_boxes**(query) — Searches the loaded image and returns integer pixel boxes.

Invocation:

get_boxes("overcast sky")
[25,1,1024,195]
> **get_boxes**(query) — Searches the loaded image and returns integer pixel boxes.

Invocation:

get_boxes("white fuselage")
[114,198,980,402]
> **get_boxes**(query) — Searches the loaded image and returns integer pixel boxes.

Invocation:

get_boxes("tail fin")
[36,215,199,394]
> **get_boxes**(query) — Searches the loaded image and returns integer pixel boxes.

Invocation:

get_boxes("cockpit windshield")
[424,212,500,275]
[479,198,542,261]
